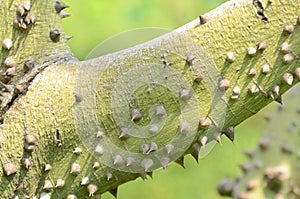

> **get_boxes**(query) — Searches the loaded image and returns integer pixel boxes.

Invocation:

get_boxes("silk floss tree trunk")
[1,0,300,198]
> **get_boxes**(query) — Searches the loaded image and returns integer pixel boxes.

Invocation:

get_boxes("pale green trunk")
[0,0,300,198]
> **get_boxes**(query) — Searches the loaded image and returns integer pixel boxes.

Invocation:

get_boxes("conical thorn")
[275,96,283,105]
[222,127,234,143]
[175,156,185,168]
[191,143,200,163]
[109,187,118,198]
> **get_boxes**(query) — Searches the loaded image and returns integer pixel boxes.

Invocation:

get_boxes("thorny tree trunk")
[1,0,300,198]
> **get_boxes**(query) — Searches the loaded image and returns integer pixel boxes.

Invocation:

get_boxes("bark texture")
[0,0,300,198]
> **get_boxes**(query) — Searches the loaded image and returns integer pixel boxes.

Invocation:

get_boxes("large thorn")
[191,143,201,163]
[147,172,153,178]
[222,127,235,143]
[55,1,69,13]
[275,96,283,105]
[140,173,147,181]
[175,156,185,168]
[109,187,118,198]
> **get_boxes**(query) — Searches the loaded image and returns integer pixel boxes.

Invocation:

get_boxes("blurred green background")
[61,0,272,198]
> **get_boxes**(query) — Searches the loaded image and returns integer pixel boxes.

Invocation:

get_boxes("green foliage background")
[61,0,270,198]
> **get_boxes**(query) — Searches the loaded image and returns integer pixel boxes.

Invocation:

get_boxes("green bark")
[0,0,300,198]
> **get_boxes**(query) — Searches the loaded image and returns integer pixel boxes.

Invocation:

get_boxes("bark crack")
[0,53,76,124]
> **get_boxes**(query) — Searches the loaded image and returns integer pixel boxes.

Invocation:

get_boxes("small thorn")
[60,11,71,18]
[222,127,234,143]
[55,1,69,13]
[2,38,13,50]
[244,150,255,159]
[198,136,208,147]
[0,82,13,92]
[81,177,89,186]
[258,138,270,151]
[43,180,53,190]
[96,131,104,138]
[140,144,150,154]
[297,15,300,25]
[217,178,234,197]
[248,85,259,94]
[160,157,170,169]
[147,172,153,178]
[113,155,123,166]
[199,117,212,128]
[16,4,26,17]
[295,67,300,79]
[70,163,80,175]
[73,147,82,154]
[175,156,185,168]
[22,2,31,11]
[165,144,174,154]
[20,157,32,169]
[248,68,256,76]
[44,164,52,171]
[247,47,256,56]
[272,85,280,95]
[232,86,241,95]
[219,78,230,91]
[147,142,158,154]
[191,143,200,163]
[107,173,113,181]
[226,52,235,63]
[245,180,257,191]
[179,89,191,100]
[154,105,166,117]
[24,13,37,24]
[268,91,275,100]
[65,35,73,40]
[257,41,267,51]
[55,179,65,188]
[94,145,104,155]
[214,132,222,144]
[140,173,147,181]
[261,64,270,74]
[178,120,190,133]
[186,54,195,65]
[131,108,142,122]
[141,158,154,172]
[199,15,209,25]
[74,93,84,103]
[126,157,135,167]
[24,59,35,72]
[66,194,78,199]
[3,162,17,176]
[283,25,294,35]
[49,29,60,43]
[148,125,158,134]
[239,163,253,174]
[279,42,290,54]
[87,184,98,197]
[194,73,204,82]
[275,96,283,105]
[283,54,294,64]
[109,187,118,198]
[281,145,293,154]
[281,72,293,85]
[119,128,131,140]
[3,56,16,68]
[93,162,100,169]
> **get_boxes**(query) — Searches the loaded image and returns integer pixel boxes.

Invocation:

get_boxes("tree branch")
[0,0,300,198]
